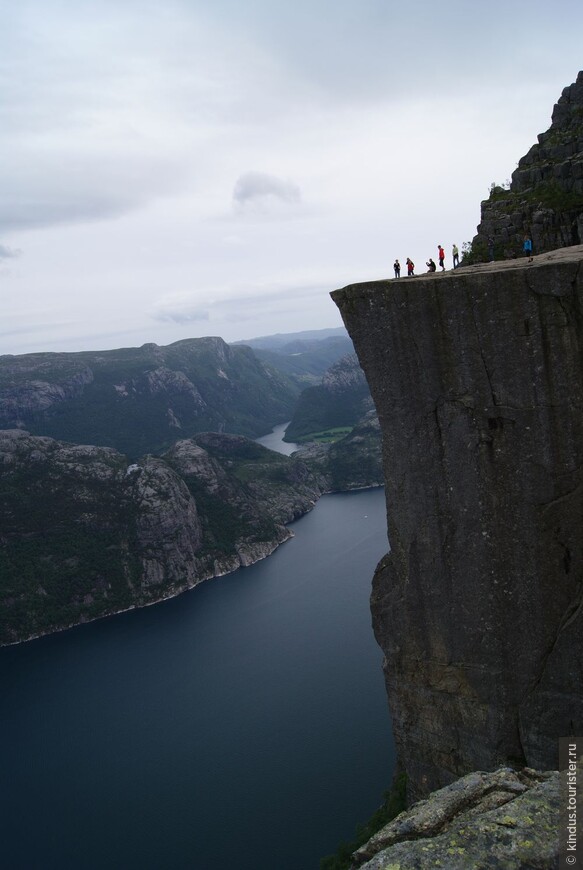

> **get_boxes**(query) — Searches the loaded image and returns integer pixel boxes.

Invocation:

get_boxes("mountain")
[467,70,583,261]
[0,429,325,646]
[232,326,348,350]
[284,353,373,441]
[0,337,299,458]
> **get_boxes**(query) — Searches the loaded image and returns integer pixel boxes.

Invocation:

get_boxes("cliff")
[331,245,583,802]
[470,71,583,260]
[0,429,324,645]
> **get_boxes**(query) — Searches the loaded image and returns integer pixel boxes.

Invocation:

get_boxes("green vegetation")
[320,773,407,870]
[294,427,353,444]
[487,182,511,202]
[520,180,583,211]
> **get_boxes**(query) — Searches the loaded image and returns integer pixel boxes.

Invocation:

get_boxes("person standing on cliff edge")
[438,244,445,270]
[452,244,459,268]
[394,259,401,278]
[406,258,414,276]
[523,234,533,261]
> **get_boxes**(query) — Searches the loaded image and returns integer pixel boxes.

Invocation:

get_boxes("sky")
[1,0,582,356]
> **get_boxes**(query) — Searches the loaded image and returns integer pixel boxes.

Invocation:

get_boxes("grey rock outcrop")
[353,767,559,870]
[332,246,583,802]
[470,71,583,259]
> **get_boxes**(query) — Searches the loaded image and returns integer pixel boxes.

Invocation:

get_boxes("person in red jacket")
[406,258,415,276]
[438,245,445,270]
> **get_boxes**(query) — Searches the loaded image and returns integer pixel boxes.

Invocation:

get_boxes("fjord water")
[1,488,394,870]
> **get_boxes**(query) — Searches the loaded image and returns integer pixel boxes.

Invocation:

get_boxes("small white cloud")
[153,304,210,324]
[0,244,21,259]
[233,171,301,214]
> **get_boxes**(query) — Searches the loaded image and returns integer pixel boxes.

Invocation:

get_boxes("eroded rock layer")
[332,246,583,801]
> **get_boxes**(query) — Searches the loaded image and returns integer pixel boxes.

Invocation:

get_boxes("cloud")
[0,244,21,259]
[152,304,210,325]
[233,172,301,213]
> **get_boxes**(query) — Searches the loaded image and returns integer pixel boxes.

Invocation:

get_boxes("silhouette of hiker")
[406,258,415,277]
[452,244,459,268]
[394,259,401,278]
[438,245,445,270]
[426,258,436,272]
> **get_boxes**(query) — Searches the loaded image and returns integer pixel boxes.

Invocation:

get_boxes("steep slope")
[0,337,298,458]
[0,429,324,645]
[332,246,583,801]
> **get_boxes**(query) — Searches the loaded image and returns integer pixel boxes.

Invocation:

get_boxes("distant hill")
[233,328,353,386]
[232,326,348,350]
[0,337,299,459]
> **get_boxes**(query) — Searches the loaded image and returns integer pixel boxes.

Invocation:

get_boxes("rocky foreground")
[352,767,559,870]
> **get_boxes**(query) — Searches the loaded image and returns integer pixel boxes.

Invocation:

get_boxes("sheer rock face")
[471,71,583,258]
[332,247,583,802]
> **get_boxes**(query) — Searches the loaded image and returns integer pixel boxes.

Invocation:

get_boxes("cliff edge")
[332,246,583,801]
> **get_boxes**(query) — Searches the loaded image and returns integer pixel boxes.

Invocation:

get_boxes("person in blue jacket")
[523,234,533,261]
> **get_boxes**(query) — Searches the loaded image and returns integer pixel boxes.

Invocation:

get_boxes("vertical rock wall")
[332,248,583,801]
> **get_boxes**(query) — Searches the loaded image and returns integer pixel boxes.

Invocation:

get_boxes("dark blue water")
[0,488,394,870]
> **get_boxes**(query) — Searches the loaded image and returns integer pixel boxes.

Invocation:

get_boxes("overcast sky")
[1,0,581,355]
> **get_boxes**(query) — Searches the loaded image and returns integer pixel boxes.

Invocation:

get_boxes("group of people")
[393,244,460,279]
